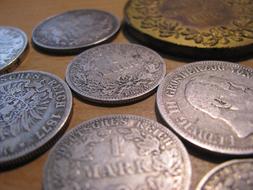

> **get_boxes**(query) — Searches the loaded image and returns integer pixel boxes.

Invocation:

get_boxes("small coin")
[0,26,28,73]
[157,61,253,155]
[125,0,253,59]
[0,71,72,168]
[32,9,120,54]
[196,159,253,190]
[66,43,166,104]
[43,114,191,190]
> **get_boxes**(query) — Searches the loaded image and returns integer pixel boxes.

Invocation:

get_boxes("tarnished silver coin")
[66,43,166,104]
[43,114,191,190]
[196,159,253,190]
[0,26,28,73]
[157,61,253,155]
[32,9,120,54]
[0,71,72,168]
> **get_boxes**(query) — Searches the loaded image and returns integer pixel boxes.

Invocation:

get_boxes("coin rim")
[43,114,192,190]
[0,70,73,166]
[32,9,121,51]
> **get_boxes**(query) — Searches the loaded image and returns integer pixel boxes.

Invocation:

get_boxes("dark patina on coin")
[43,114,191,190]
[66,43,166,104]
[0,26,28,73]
[157,61,253,155]
[0,71,72,168]
[32,9,120,54]
[196,159,253,190]
[125,0,253,59]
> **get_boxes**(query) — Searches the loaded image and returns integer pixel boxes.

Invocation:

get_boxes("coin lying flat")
[43,114,191,190]
[66,43,166,104]
[0,26,28,73]
[157,61,253,155]
[196,159,253,190]
[0,71,72,168]
[32,9,120,54]
[125,0,253,59]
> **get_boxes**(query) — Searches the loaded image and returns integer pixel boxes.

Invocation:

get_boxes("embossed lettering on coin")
[43,115,191,190]
[157,61,253,155]
[196,159,253,190]
[32,9,120,53]
[66,43,166,104]
[0,26,28,72]
[0,71,72,167]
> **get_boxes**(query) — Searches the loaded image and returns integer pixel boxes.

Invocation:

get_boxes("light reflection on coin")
[196,159,253,190]
[0,26,28,73]
[43,114,191,190]
[0,71,72,168]
[66,43,166,104]
[157,61,253,155]
[32,9,120,54]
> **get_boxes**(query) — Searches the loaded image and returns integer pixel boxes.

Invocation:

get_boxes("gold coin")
[125,0,253,59]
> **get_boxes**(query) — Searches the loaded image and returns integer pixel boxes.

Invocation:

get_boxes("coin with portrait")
[157,61,253,155]
[43,114,191,190]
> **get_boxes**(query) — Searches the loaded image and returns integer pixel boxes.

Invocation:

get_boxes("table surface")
[0,0,252,190]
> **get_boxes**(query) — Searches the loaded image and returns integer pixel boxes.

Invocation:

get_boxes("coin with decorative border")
[157,61,253,155]
[196,159,253,190]
[125,0,253,59]
[0,71,72,168]
[66,43,166,104]
[43,114,191,190]
[32,9,120,54]
[0,26,28,73]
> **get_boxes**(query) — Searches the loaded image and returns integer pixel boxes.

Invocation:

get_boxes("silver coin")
[0,71,72,168]
[32,9,120,54]
[0,26,28,73]
[66,43,166,104]
[157,61,253,155]
[43,114,191,190]
[196,159,253,190]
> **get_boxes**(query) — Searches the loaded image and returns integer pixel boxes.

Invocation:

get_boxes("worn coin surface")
[66,43,166,104]
[157,61,253,155]
[32,9,120,54]
[125,0,253,59]
[0,26,28,73]
[196,159,253,190]
[43,114,191,190]
[0,71,72,168]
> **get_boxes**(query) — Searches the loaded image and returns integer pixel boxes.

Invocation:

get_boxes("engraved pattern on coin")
[32,9,120,52]
[157,61,253,155]
[0,71,72,167]
[43,115,191,190]
[125,0,253,47]
[196,159,253,190]
[66,43,166,104]
[0,26,28,72]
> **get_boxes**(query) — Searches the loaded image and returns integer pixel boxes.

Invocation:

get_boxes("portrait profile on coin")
[185,75,253,138]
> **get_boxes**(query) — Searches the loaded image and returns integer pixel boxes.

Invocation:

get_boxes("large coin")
[196,159,253,190]
[157,61,253,155]
[0,71,72,168]
[0,26,28,73]
[66,43,166,104]
[43,114,191,190]
[32,9,120,54]
[125,0,253,59]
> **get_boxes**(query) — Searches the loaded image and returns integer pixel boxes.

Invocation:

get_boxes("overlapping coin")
[0,26,28,73]
[43,114,191,190]
[157,61,253,155]
[196,159,253,190]
[0,71,72,168]
[32,9,120,54]
[66,43,166,104]
[125,0,253,59]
